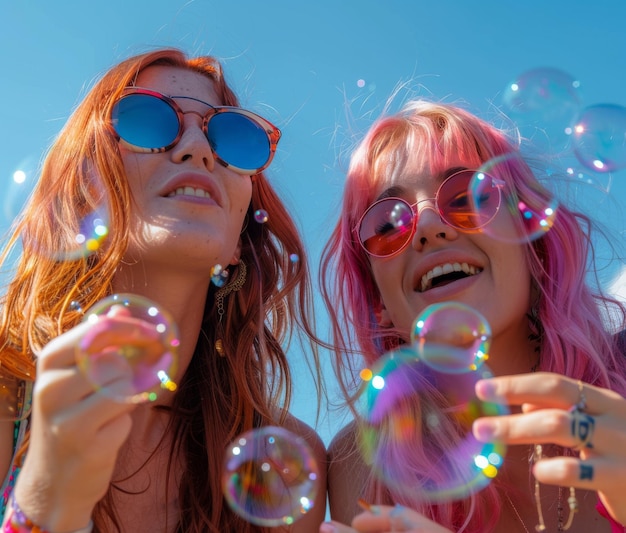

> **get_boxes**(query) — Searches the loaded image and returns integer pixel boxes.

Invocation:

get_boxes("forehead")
[134,65,220,105]
[371,154,469,199]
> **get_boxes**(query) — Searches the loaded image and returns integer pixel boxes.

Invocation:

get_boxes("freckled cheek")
[121,153,157,192]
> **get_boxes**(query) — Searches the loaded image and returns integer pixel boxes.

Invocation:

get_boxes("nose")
[169,111,215,171]
[411,201,458,251]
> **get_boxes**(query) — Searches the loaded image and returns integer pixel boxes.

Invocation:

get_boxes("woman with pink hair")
[320,100,626,532]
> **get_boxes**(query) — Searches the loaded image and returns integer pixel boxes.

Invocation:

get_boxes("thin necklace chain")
[505,444,569,533]
[505,493,531,533]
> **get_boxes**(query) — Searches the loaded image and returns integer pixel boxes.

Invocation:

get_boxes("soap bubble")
[77,293,179,403]
[223,425,320,526]
[359,346,507,503]
[502,67,581,153]
[572,103,626,173]
[411,302,491,372]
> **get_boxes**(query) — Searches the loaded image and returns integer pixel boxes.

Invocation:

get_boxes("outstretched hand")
[10,311,163,531]
[473,372,626,525]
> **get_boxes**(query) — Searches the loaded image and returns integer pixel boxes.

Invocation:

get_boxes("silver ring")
[572,379,587,412]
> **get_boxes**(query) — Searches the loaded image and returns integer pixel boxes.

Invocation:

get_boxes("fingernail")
[475,379,496,399]
[357,498,381,515]
[320,523,337,533]
[472,419,497,441]
[389,505,413,529]
[389,504,407,517]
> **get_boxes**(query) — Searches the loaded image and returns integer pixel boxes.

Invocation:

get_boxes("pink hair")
[320,100,626,531]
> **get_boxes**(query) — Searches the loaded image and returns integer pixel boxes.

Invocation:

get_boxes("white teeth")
[167,186,212,199]
[420,262,481,292]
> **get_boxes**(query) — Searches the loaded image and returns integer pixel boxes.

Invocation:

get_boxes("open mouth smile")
[418,262,482,292]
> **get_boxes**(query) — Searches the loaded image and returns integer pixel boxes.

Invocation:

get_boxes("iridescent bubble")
[77,293,179,404]
[473,154,558,243]
[411,302,491,372]
[289,253,299,263]
[0,370,33,421]
[254,209,269,224]
[502,67,582,153]
[69,301,84,314]
[359,346,507,503]
[572,103,626,173]
[211,264,229,288]
[357,79,366,88]
[222,425,320,527]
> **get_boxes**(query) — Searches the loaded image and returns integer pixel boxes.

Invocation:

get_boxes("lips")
[418,262,482,292]
[161,173,222,206]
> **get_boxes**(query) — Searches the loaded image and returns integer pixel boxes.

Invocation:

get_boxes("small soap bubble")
[411,302,491,372]
[254,209,269,224]
[223,426,320,527]
[572,103,626,173]
[211,264,230,288]
[359,346,507,503]
[76,293,179,404]
[289,253,299,263]
[69,301,84,314]
[357,79,366,88]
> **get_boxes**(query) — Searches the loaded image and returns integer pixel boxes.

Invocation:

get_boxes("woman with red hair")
[0,48,326,532]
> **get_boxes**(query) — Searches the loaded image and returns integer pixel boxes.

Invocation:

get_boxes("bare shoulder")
[280,411,326,459]
[327,420,369,525]
[279,412,328,533]
[328,420,359,461]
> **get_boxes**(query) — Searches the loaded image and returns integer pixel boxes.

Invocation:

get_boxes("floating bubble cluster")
[502,67,625,196]
[357,302,508,503]
[359,345,507,503]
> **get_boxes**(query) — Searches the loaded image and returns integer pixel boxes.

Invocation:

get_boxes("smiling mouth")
[419,262,482,292]
[167,186,213,200]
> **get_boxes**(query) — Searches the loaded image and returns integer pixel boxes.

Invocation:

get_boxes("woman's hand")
[473,372,626,524]
[12,312,164,531]
[320,505,453,532]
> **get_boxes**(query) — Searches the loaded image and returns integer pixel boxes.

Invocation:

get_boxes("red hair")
[0,48,322,532]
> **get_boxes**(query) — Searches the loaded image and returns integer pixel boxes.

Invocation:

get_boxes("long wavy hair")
[320,99,626,531]
[0,48,322,532]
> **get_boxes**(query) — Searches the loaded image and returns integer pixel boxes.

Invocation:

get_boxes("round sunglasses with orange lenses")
[357,169,503,257]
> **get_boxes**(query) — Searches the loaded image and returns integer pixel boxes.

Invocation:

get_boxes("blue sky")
[2,1,626,445]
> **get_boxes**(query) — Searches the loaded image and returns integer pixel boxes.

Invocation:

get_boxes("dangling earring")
[214,260,247,357]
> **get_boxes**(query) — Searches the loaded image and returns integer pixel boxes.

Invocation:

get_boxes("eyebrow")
[374,166,470,202]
